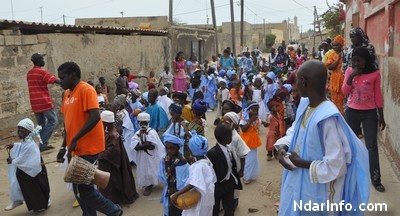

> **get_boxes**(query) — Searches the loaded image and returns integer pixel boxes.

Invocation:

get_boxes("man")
[56,62,122,216]
[27,53,60,151]
[274,60,370,215]
[115,68,129,95]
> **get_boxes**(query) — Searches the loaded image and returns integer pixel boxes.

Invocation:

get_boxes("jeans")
[35,109,58,148]
[345,108,381,184]
[73,155,121,216]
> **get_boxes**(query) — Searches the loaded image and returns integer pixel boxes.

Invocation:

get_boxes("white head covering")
[101,111,115,123]
[163,87,169,95]
[17,118,42,143]
[137,113,150,122]
[18,118,34,131]
[224,112,240,125]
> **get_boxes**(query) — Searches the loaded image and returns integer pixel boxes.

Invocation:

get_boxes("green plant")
[265,34,277,50]
[321,2,345,37]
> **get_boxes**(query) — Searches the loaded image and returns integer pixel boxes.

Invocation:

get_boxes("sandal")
[373,183,385,192]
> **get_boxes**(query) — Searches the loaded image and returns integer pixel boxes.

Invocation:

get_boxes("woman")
[172,51,187,92]
[325,35,345,115]
[342,46,386,192]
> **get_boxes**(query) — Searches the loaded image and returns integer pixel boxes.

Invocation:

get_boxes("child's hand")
[6,157,12,164]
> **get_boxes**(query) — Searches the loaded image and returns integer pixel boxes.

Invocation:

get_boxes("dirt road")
[1,110,399,215]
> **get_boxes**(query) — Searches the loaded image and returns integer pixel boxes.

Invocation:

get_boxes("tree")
[265,34,277,50]
[321,2,345,37]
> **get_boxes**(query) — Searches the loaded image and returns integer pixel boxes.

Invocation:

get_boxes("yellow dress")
[325,51,344,116]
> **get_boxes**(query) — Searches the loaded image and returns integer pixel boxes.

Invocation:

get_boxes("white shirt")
[229,130,250,171]
[218,143,238,184]
[160,71,173,85]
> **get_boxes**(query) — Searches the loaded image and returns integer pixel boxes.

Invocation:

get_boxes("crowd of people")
[4,26,385,216]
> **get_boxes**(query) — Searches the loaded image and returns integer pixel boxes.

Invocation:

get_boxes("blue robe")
[279,98,370,216]
[146,104,169,131]
[158,157,190,216]
[130,100,144,133]
[202,74,217,109]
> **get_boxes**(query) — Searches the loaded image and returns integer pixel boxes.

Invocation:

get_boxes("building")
[341,0,400,166]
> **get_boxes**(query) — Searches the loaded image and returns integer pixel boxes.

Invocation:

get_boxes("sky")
[0,0,338,31]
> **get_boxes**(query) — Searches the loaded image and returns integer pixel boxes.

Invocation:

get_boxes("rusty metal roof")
[0,19,168,36]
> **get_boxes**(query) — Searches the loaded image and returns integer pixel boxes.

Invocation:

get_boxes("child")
[173,91,194,122]
[239,102,262,184]
[266,99,285,161]
[171,132,216,216]
[262,72,279,124]
[148,71,157,86]
[5,118,50,212]
[188,99,208,137]
[206,124,242,216]
[158,87,173,120]
[159,134,190,216]
[158,66,173,96]
[209,55,219,70]
[146,89,170,133]
[242,79,253,110]
[282,84,295,129]
[99,76,109,96]
[131,113,166,196]
[96,84,108,111]
[188,70,204,102]
[164,103,190,154]
[214,80,230,125]
[129,89,144,133]
[202,67,217,111]
[252,78,268,124]
[230,80,244,107]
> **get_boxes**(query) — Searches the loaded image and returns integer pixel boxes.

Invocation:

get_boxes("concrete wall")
[169,26,216,63]
[0,31,170,137]
[75,16,169,30]
[343,0,400,167]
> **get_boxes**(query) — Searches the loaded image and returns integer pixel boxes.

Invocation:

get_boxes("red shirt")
[27,66,57,113]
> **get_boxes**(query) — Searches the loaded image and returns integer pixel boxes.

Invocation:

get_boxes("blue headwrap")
[163,134,184,148]
[169,103,183,115]
[219,70,226,77]
[266,72,276,82]
[188,130,208,156]
[283,84,292,92]
[242,102,259,121]
[192,99,208,115]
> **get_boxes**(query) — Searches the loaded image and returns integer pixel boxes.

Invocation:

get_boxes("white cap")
[137,113,150,122]
[101,111,115,123]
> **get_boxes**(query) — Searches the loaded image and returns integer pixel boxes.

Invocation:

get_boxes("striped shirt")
[27,66,57,113]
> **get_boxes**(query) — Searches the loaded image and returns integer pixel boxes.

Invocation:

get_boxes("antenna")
[120,11,124,17]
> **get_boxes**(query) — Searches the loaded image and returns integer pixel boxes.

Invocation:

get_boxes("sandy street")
[1,110,400,216]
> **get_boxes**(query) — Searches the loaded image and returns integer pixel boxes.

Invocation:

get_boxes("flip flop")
[373,183,385,192]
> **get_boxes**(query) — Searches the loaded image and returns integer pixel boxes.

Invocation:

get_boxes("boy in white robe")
[131,113,166,196]
[157,87,173,120]
[171,132,216,216]
[5,118,50,212]
[115,94,136,163]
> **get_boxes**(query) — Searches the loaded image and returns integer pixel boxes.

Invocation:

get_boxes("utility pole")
[120,12,124,17]
[240,0,244,48]
[210,0,219,55]
[169,0,173,25]
[11,0,14,20]
[313,6,316,56]
[40,7,43,23]
[230,0,236,56]
[63,15,66,25]
[263,18,266,43]
[314,6,323,43]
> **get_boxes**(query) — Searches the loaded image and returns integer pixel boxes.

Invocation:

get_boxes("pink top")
[173,60,187,79]
[342,68,383,110]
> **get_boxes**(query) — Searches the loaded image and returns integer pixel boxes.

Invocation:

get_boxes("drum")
[64,156,110,189]
[173,189,201,210]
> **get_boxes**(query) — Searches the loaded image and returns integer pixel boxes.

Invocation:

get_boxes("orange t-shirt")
[230,88,244,104]
[61,81,105,156]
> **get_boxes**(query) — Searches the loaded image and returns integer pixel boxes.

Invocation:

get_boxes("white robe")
[157,95,173,120]
[8,141,42,201]
[130,128,166,189]
[121,109,136,163]
[182,158,217,216]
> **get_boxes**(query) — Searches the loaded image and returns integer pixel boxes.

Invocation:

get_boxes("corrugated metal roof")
[0,19,168,36]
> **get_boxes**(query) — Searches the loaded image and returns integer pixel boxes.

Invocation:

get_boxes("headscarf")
[333,35,345,47]
[172,91,187,101]
[266,72,276,81]
[101,110,115,123]
[283,84,292,92]
[142,92,149,102]
[273,67,282,74]
[114,94,127,107]
[148,83,156,90]
[349,27,369,44]
[129,81,139,90]
[219,70,226,77]
[224,112,240,125]
[192,99,208,115]
[188,130,208,156]
[131,89,142,97]
[169,103,183,115]
[242,101,259,121]
[17,118,42,143]
[163,133,184,148]
[352,46,375,74]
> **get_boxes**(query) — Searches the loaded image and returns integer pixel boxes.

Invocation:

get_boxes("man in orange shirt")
[56,62,122,216]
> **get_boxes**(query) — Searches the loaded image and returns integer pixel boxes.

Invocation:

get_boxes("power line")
[43,0,114,18]
[291,0,313,12]
[175,2,233,16]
